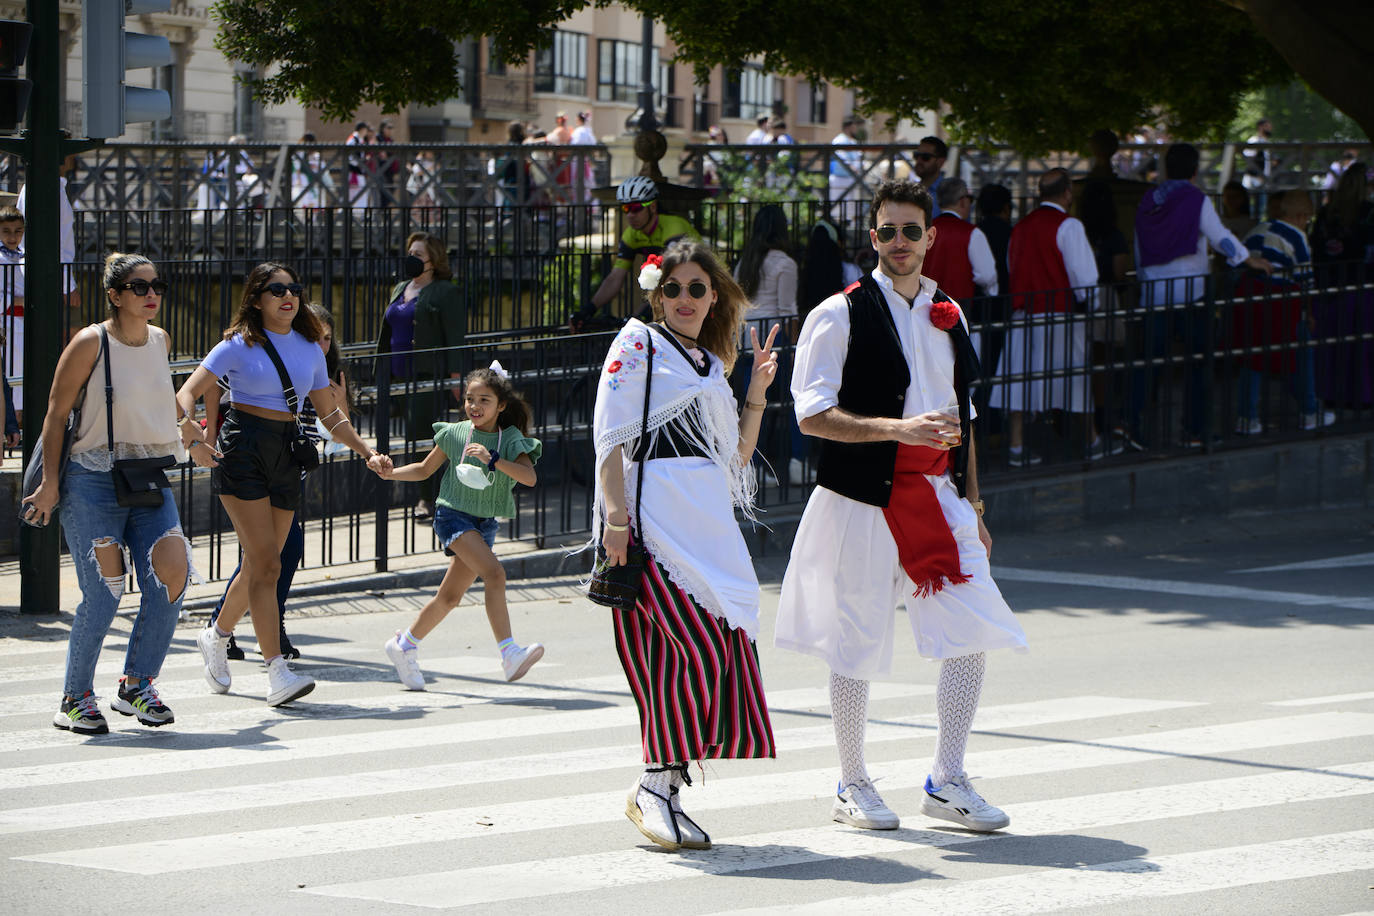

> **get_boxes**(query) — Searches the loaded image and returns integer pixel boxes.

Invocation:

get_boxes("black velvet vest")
[814,276,979,507]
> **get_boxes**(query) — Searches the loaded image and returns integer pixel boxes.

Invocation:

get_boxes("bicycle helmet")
[616,176,659,205]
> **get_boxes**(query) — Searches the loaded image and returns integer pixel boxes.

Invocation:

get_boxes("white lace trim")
[71,443,181,472]
[635,516,759,637]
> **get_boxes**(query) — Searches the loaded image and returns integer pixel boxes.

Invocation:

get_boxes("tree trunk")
[1236,0,1374,141]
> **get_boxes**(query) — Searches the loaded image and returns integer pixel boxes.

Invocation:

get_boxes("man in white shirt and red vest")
[989,168,1107,465]
[923,177,1000,313]
[778,178,1027,834]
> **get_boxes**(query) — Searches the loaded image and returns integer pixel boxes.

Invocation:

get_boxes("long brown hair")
[224,262,321,346]
[464,366,532,435]
[649,239,747,373]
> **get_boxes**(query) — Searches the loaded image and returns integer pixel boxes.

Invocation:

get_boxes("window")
[722,65,774,121]
[534,30,587,96]
[804,80,827,126]
[597,39,667,105]
[487,37,506,76]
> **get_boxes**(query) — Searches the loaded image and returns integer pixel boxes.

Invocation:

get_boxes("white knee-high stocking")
[829,670,871,787]
[932,651,986,787]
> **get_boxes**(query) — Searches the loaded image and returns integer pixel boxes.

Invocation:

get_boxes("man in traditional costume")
[777,179,1027,833]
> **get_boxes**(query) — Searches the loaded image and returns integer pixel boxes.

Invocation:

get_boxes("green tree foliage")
[215,0,1293,151]
[1229,80,1368,143]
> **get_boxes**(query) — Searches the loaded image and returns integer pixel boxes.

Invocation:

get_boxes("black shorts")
[213,409,302,511]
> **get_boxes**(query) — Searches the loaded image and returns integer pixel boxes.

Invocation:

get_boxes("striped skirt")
[612,558,776,763]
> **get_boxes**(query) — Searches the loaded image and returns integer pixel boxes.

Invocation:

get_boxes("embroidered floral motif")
[608,360,623,373]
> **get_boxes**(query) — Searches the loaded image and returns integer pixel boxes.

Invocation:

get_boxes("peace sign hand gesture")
[746,323,781,404]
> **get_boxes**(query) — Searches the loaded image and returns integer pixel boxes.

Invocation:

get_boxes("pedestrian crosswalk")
[3,610,1372,914]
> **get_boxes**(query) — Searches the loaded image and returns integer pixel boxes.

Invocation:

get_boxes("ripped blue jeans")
[58,462,190,699]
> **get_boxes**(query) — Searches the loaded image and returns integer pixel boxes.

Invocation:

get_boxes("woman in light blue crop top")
[176,262,393,708]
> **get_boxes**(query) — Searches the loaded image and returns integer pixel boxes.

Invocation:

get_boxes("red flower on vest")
[930,299,961,330]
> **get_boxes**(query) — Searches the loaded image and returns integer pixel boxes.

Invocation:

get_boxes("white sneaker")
[921,774,1010,831]
[1302,409,1336,430]
[501,643,544,682]
[626,770,680,850]
[832,778,900,830]
[1234,417,1262,436]
[265,656,315,707]
[197,627,231,694]
[384,632,426,691]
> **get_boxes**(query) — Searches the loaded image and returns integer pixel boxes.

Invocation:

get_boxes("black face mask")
[402,255,426,279]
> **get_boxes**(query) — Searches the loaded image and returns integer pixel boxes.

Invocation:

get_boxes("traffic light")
[82,0,171,140]
[0,19,33,134]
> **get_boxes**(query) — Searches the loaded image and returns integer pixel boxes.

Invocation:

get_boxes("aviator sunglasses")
[662,279,710,300]
[117,278,168,296]
[256,281,305,298]
[874,223,926,244]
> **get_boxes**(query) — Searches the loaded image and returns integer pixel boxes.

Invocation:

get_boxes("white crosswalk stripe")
[5,626,1372,914]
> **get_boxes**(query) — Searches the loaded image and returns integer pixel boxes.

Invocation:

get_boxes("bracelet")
[486,452,500,471]
[969,498,985,518]
[744,400,767,410]
[603,518,630,532]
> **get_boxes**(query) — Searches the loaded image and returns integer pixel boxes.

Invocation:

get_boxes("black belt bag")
[99,326,174,508]
[261,334,321,474]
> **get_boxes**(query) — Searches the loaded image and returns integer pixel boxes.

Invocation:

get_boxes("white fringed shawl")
[590,320,762,634]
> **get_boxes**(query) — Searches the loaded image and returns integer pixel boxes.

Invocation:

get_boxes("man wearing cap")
[778,178,1026,836]
[572,177,698,328]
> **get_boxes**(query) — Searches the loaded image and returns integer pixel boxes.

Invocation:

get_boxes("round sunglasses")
[662,279,709,300]
[874,223,925,243]
[117,279,168,296]
[256,281,305,298]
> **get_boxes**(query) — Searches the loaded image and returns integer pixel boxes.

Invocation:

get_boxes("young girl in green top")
[381,364,544,688]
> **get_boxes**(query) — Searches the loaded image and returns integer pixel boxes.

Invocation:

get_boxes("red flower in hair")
[644,254,663,269]
[930,300,961,331]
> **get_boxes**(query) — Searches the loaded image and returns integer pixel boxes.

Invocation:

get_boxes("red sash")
[881,444,970,597]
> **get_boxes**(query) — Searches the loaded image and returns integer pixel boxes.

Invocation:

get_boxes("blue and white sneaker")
[921,774,1010,831]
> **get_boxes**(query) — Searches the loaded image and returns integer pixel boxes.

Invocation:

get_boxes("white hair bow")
[488,360,509,379]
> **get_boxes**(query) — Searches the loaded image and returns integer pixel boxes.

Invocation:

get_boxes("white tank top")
[70,324,186,471]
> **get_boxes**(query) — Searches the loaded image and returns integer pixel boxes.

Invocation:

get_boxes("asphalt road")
[2,507,1371,915]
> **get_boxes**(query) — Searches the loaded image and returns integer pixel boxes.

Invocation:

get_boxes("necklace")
[107,320,149,347]
[657,321,698,346]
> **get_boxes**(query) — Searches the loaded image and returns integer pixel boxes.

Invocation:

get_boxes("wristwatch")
[969,498,985,518]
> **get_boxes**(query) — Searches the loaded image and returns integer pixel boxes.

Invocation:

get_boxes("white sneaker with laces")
[921,774,1010,831]
[1234,417,1263,435]
[501,642,544,682]
[832,778,900,830]
[384,632,426,690]
[265,656,315,707]
[197,627,231,694]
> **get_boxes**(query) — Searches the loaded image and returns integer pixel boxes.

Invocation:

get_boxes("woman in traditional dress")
[593,238,779,851]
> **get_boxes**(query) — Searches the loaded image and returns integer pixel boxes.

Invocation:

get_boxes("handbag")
[587,329,653,610]
[18,325,105,525]
[100,326,173,508]
[260,333,321,473]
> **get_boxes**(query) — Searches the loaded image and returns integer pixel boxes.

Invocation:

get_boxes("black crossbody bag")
[259,334,321,474]
[101,326,175,508]
[587,329,653,610]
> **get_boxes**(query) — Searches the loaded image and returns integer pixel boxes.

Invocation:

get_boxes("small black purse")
[260,333,321,473]
[587,329,653,610]
[98,326,175,508]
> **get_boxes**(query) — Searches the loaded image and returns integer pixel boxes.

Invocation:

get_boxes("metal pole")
[16,0,65,613]
[637,16,657,134]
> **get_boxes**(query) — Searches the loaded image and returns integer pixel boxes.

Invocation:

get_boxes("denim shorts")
[433,506,498,555]
[213,409,302,510]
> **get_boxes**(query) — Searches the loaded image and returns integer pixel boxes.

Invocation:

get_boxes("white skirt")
[775,479,1028,679]
[987,317,1093,414]
[630,456,762,639]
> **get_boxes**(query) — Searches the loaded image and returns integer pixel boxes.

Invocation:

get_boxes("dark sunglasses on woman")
[874,223,925,243]
[117,279,169,296]
[662,280,709,300]
[258,281,305,298]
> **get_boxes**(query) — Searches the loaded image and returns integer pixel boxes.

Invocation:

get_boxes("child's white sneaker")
[384,632,426,691]
[501,643,544,682]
